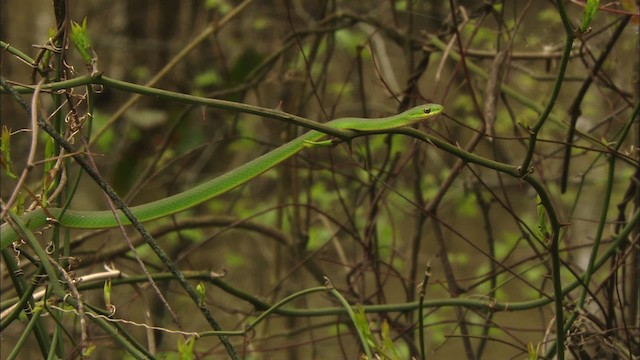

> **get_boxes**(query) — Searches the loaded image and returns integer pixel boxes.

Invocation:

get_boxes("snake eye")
[424,107,431,114]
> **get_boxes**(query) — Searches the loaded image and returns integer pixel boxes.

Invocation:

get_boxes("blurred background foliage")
[1,0,638,359]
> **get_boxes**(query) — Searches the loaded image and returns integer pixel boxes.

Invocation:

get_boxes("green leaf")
[0,126,17,178]
[380,320,402,360]
[353,305,376,348]
[537,7,562,24]
[177,336,196,360]
[103,279,112,309]
[225,252,246,267]
[41,27,58,69]
[205,0,232,13]
[536,195,549,241]
[196,282,206,307]
[42,134,57,199]
[43,134,55,175]
[70,18,94,64]
[82,344,96,357]
[194,70,221,88]
[335,29,366,56]
[581,0,600,33]
[527,341,541,359]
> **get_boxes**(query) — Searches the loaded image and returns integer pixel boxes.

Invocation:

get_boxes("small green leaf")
[205,0,231,13]
[70,18,94,64]
[13,192,24,215]
[527,341,541,359]
[517,120,532,133]
[581,0,600,33]
[380,320,402,360]
[82,344,96,357]
[335,29,366,56]
[0,126,17,179]
[224,252,245,267]
[103,279,112,309]
[42,135,57,199]
[353,305,376,349]
[41,27,58,69]
[43,135,55,174]
[194,70,221,88]
[177,336,196,360]
[536,195,549,241]
[580,0,600,33]
[196,282,206,307]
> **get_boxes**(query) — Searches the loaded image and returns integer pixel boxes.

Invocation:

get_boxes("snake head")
[404,103,444,125]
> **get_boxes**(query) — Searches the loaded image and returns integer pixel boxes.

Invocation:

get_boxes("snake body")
[1,104,443,249]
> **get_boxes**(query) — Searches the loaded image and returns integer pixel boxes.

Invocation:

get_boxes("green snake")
[1,104,443,249]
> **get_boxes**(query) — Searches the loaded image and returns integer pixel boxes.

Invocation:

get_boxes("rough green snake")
[1,104,443,249]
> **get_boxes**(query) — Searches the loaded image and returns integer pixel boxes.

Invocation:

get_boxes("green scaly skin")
[1,104,443,249]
